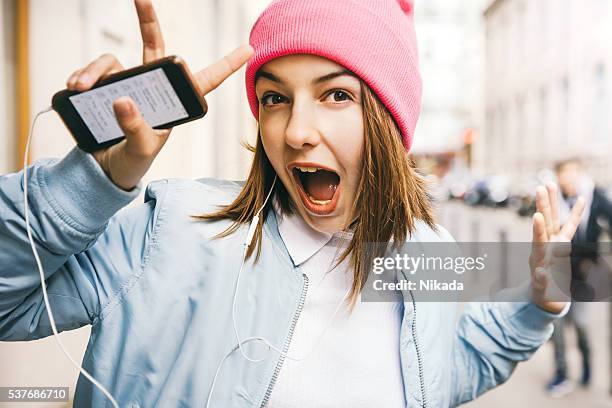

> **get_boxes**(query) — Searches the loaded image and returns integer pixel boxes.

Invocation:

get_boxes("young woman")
[0,0,586,407]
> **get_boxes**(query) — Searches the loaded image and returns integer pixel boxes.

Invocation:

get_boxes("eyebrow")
[255,69,356,86]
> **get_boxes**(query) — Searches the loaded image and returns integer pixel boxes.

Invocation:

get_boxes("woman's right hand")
[65,0,253,191]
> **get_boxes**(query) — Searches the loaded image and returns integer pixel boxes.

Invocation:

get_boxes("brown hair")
[554,156,584,173]
[194,80,437,309]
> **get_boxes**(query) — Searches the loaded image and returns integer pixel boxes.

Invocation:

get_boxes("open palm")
[529,183,586,313]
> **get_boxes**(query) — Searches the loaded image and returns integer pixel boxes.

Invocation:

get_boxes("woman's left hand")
[529,183,586,314]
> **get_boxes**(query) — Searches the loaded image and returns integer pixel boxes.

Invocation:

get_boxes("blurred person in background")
[546,157,612,397]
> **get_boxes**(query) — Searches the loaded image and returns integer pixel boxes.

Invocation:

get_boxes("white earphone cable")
[23,106,120,408]
[206,179,351,407]
[231,175,278,363]
[24,109,349,408]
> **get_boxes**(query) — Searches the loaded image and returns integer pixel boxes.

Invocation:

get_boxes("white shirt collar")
[273,197,334,266]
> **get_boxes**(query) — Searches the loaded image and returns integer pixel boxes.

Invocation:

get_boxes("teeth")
[293,166,336,206]
[309,197,332,205]
[296,166,319,173]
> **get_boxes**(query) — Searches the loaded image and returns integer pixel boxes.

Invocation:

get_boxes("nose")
[284,98,321,150]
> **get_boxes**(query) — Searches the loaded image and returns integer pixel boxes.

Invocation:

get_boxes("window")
[561,77,570,145]
[593,64,608,143]
[516,97,525,153]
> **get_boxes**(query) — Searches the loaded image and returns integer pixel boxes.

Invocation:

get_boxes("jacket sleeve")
[426,224,570,406]
[0,147,159,340]
[450,294,569,405]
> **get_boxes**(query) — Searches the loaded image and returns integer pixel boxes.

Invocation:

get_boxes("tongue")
[303,170,338,201]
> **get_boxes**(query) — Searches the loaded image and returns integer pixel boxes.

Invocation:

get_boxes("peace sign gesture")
[66,0,254,191]
[529,183,586,313]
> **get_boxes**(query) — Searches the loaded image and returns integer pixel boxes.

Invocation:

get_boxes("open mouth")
[291,165,341,216]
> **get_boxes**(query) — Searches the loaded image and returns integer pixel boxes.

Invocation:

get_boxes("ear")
[397,0,413,15]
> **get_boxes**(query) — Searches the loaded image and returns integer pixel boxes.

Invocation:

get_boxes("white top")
[267,202,406,408]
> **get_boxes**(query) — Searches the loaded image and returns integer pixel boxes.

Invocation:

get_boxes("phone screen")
[69,68,189,143]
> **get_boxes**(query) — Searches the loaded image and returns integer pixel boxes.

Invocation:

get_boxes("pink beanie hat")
[245,0,421,152]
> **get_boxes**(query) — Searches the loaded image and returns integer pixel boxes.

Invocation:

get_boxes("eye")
[261,92,288,106]
[325,89,353,103]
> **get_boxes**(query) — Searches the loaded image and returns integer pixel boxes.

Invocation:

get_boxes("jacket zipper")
[260,273,309,407]
[409,290,428,408]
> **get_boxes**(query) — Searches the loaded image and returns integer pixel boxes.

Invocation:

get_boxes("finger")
[546,182,560,234]
[194,44,254,95]
[536,186,553,240]
[135,0,165,63]
[532,212,548,243]
[74,54,124,91]
[113,97,161,158]
[532,212,548,263]
[67,68,84,90]
[560,196,587,239]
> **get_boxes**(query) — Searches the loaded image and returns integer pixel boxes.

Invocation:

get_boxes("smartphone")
[52,56,207,152]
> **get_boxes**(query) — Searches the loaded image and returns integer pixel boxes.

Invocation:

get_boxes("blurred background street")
[1,0,611,406]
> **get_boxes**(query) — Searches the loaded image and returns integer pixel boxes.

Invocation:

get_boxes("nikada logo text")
[373,279,464,292]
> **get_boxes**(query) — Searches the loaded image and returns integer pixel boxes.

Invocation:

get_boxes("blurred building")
[480,0,612,185]
[411,0,486,157]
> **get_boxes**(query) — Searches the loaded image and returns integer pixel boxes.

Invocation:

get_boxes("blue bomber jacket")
[0,147,566,407]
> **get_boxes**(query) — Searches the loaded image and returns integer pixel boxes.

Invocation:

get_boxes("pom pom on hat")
[397,0,413,14]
